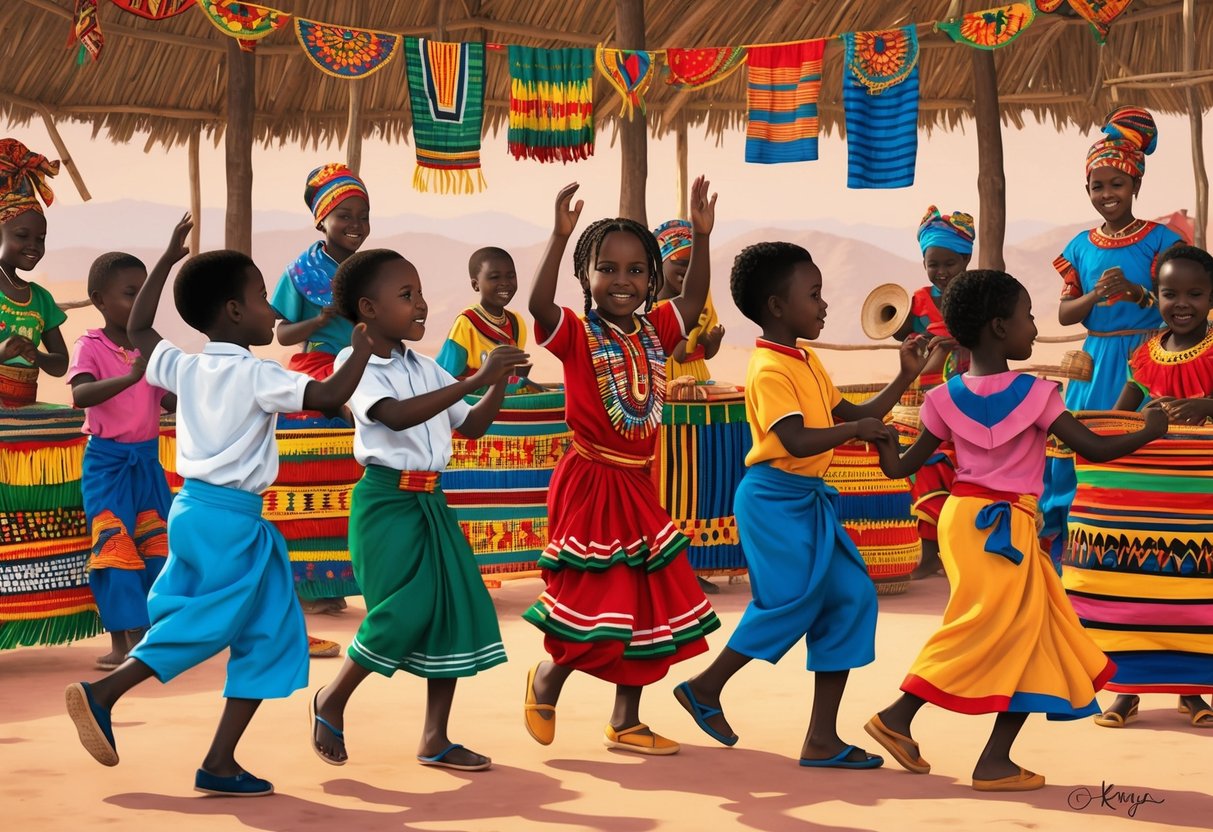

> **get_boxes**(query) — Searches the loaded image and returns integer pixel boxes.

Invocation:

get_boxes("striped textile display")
[446,390,571,578]
[1063,412,1213,694]
[0,406,101,649]
[744,40,826,164]
[832,384,918,594]
[840,27,920,189]
[651,399,751,572]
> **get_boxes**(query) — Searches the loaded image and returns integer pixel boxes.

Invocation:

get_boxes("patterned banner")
[197,1,290,41]
[71,0,104,62]
[294,18,401,79]
[665,47,747,90]
[110,0,194,19]
[406,37,488,193]
[937,3,1036,49]
[596,46,658,120]
[507,46,595,163]
[745,40,825,164]
[1036,0,1133,44]
[841,27,920,189]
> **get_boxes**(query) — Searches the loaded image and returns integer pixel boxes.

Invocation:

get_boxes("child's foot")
[417,743,491,771]
[864,714,930,773]
[1093,694,1139,728]
[972,757,1042,788]
[94,650,125,671]
[604,723,680,755]
[307,635,341,658]
[1179,695,1213,728]
[800,738,881,767]
[523,662,557,745]
[310,688,347,765]
[673,680,737,746]
[64,682,118,766]
[696,576,720,595]
[194,767,274,797]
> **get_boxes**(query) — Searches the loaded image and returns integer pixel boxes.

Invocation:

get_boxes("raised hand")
[349,322,373,357]
[554,183,584,239]
[897,332,932,377]
[854,416,887,442]
[165,213,194,262]
[689,175,717,236]
[479,345,531,384]
[703,324,726,348]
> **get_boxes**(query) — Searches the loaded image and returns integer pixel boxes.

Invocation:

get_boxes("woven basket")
[1060,350,1093,381]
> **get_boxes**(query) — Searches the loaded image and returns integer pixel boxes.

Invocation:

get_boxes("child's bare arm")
[129,214,193,358]
[161,393,177,413]
[873,425,942,479]
[276,307,337,347]
[1049,405,1167,463]
[530,183,583,335]
[32,326,69,377]
[71,356,146,408]
[670,176,715,328]
[1113,381,1144,412]
[833,334,932,422]
[458,378,510,439]
[301,323,372,414]
[770,414,885,459]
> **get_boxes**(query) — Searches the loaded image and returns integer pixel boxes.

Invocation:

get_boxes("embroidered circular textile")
[295,19,401,79]
[199,1,289,40]
[846,28,919,95]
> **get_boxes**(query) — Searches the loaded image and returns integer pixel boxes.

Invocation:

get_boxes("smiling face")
[1157,258,1212,340]
[586,230,653,326]
[922,246,970,292]
[0,210,47,274]
[472,254,517,315]
[319,196,370,263]
[93,266,146,330]
[771,261,827,342]
[363,258,427,343]
[1086,166,1139,228]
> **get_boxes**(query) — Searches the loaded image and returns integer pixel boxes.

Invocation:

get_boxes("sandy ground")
[2,576,1209,832]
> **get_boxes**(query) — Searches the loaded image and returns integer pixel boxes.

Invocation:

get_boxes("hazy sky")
[2,112,1208,234]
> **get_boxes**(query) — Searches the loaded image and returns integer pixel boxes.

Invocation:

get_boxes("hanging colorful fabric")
[70,0,103,63]
[197,1,289,41]
[665,47,747,90]
[744,40,825,164]
[405,37,487,194]
[110,0,194,19]
[507,46,595,163]
[1035,0,1132,44]
[295,19,401,79]
[841,27,920,189]
[596,46,657,121]
[937,3,1037,49]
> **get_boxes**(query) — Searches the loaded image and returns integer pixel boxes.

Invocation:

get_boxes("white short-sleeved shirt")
[147,340,310,494]
[335,345,470,471]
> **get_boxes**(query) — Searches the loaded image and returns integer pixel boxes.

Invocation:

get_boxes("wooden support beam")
[675,120,689,220]
[616,0,647,225]
[188,128,201,255]
[345,82,363,176]
[36,108,90,202]
[444,16,605,46]
[972,50,1006,271]
[1103,69,1213,88]
[435,0,448,39]
[224,39,255,255]
[1184,0,1209,248]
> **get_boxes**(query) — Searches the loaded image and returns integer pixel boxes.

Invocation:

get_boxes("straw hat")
[861,283,911,340]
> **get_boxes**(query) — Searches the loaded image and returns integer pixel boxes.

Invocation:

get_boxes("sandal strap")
[314,713,344,740]
[613,723,650,739]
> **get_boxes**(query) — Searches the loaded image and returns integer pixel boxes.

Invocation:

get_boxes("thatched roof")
[2,0,1210,150]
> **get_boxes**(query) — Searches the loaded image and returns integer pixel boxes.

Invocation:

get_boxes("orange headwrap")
[1085,106,1157,179]
[0,139,59,225]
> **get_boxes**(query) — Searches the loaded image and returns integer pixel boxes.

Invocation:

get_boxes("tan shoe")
[523,662,555,745]
[604,724,680,756]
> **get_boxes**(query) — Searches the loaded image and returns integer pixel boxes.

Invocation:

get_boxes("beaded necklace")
[584,309,665,441]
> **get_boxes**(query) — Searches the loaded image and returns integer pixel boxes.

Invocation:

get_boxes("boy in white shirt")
[65,214,372,797]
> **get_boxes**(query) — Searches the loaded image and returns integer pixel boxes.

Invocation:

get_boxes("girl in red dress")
[522,178,719,755]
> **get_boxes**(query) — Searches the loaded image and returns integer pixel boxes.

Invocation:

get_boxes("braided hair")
[572,218,664,316]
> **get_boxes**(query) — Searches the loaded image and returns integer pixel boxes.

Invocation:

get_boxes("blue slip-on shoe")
[64,681,118,766]
[417,743,492,771]
[673,681,738,747]
[799,745,884,769]
[194,768,274,797]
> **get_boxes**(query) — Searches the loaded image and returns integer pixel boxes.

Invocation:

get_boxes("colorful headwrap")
[304,163,368,224]
[654,219,693,262]
[917,205,975,255]
[0,139,59,225]
[1085,106,1157,179]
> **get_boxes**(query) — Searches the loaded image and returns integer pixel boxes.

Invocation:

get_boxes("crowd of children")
[0,102,1207,800]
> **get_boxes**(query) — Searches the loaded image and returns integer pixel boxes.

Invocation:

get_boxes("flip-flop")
[64,682,118,767]
[972,767,1045,792]
[308,689,346,766]
[673,681,738,747]
[523,662,556,745]
[1188,708,1213,728]
[417,743,491,771]
[799,744,883,769]
[864,715,930,774]
[1093,702,1139,728]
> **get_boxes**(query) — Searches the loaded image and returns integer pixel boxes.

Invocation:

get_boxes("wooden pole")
[345,82,363,176]
[224,39,255,255]
[616,0,647,225]
[188,127,201,254]
[675,120,688,220]
[971,49,1006,271]
[36,108,90,201]
[1183,0,1209,248]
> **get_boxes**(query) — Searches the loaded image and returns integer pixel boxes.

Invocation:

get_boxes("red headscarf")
[0,139,59,225]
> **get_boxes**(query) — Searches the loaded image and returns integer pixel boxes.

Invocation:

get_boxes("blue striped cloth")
[841,28,920,189]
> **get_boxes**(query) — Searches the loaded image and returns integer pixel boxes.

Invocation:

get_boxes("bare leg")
[200,698,260,778]
[97,631,129,668]
[677,646,751,738]
[419,677,489,768]
[611,684,646,733]
[312,658,372,763]
[973,711,1029,780]
[800,670,869,762]
[87,657,157,710]
[528,660,574,722]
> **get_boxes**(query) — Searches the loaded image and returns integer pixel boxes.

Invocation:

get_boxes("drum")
[0,406,99,649]
[830,385,919,595]
[653,398,750,573]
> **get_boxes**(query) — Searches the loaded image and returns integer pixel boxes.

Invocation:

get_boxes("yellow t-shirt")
[744,339,842,477]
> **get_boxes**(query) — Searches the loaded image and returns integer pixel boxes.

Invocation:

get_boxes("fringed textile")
[406,37,487,193]
[70,0,104,63]
[507,46,595,163]
[295,19,401,79]
[595,46,658,121]
[665,47,747,90]
[744,40,825,164]
[111,0,193,19]
[937,3,1036,49]
[841,27,920,189]
[197,1,289,41]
